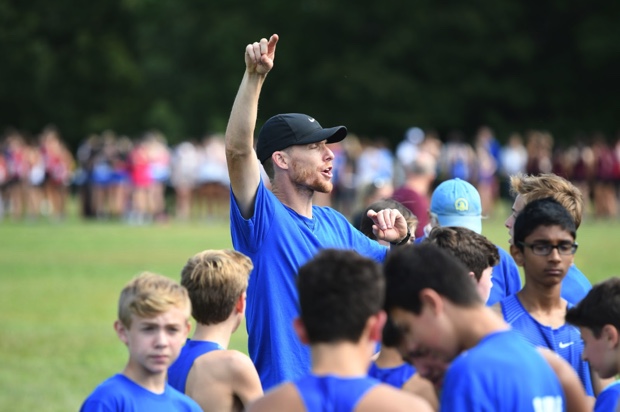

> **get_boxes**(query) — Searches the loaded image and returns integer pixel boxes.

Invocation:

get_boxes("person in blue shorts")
[167,249,263,411]
[566,277,620,412]
[505,172,592,305]
[418,178,522,306]
[224,34,411,390]
[247,249,432,412]
[80,272,201,412]
[498,197,612,398]
[384,243,565,411]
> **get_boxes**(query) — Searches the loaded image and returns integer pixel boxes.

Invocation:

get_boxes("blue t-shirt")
[595,381,620,412]
[167,339,223,393]
[441,330,564,412]
[561,264,591,305]
[230,178,388,390]
[367,362,416,389]
[501,294,594,396]
[486,246,522,306]
[80,374,202,412]
[293,374,379,412]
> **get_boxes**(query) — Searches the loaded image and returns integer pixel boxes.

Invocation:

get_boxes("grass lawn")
[0,199,618,411]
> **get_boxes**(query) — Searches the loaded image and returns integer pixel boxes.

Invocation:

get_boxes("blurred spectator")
[499,132,527,200]
[170,140,199,221]
[195,133,229,221]
[474,126,500,216]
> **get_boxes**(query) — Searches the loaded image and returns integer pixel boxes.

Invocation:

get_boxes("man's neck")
[271,181,315,218]
[310,340,375,377]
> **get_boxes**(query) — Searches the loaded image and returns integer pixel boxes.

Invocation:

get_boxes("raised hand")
[245,34,279,75]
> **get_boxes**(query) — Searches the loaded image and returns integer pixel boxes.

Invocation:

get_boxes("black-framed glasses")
[518,242,578,256]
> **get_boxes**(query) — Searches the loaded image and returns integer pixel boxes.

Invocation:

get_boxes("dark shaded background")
[1,0,619,149]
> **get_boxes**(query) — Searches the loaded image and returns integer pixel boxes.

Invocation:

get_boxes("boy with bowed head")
[80,272,201,412]
[224,34,410,389]
[247,249,432,412]
[566,277,620,411]
[167,249,263,412]
[383,243,566,411]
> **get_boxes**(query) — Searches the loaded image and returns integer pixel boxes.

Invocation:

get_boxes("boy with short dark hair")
[499,197,607,398]
[566,277,620,411]
[384,243,565,411]
[248,249,432,412]
[167,249,263,412]
[80,272,201,412]
[425,226,499,303]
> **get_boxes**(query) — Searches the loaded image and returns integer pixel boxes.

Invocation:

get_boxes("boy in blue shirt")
[566,277,620,412]
[80,272,201,412]
[384,243,565,411]
[247,249,432,412]
[167,249,263,411]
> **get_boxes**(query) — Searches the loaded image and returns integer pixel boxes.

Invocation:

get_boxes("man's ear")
[368,310,387,343]
[114,320,129,346]
[272,151,289,170]
[293,317,310,345]
[510,244,524,267]
[602,324,619,348]
[418,288,444,316]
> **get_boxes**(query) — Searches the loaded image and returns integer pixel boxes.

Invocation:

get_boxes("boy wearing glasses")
[498,197,605,400]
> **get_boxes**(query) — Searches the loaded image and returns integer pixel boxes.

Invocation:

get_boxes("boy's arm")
[537,347,593,412]
[402,374,439,411]
[246,383,304,412]
[229,351,263,407]
[225,34,278,219]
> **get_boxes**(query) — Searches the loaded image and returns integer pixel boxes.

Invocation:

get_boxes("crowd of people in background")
[1,123,620,224]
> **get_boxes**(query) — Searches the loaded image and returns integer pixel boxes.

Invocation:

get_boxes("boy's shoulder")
[193,349,257,380]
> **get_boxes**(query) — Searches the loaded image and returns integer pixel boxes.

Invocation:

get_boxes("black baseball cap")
[256,113,348,163]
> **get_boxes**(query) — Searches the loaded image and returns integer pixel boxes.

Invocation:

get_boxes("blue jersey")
[595,381,620,412]
[230,178,388,390]
[167,339,223,393]
[486,246,522,306]
[293,374,379,412]
[561,264,591,305]
[501,294,594,396]
[441,330,564,412]
[367,362,416,389]
[80,374,202,412]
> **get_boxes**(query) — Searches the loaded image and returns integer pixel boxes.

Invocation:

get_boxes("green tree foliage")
[0,0,618,149]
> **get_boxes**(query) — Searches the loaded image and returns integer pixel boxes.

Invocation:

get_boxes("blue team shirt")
[441,330,564,412]
[230,177,388,390]
[167,339,223,393]
[293,374,380,412]
[501,294,594,396]
[487,246,522,306]
[595,381,620,412]
[561,264,591,305]
[367,362,416,389]
[80,374,202,412]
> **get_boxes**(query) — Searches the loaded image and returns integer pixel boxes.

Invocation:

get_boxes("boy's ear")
[419,288,444,316]
[510,244,524,266]
[467,271,476,282]
[368,310,387,343]
[602,324,620,348]
[235,291,247,315]
[293,317,310,345]
[114,320,129,346]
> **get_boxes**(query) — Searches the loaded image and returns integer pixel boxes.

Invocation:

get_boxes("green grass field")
[1,200,618,411]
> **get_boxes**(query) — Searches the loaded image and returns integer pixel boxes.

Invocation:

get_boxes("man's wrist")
[390,229,411,246]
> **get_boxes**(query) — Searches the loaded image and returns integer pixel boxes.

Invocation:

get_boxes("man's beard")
[291,162,332,194]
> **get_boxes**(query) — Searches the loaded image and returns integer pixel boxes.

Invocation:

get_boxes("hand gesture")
[366,208,409,244]
[245,34,279,75]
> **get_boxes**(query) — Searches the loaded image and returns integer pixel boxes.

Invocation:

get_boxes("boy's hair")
[513,197,576,250]
[180,249,253,325]
[566,277,620,338]
[118,272,191,328]
[424,226,499,281]
[296,249,384,344]
[510,173,583,228]
[384,244,482,315]
[360,198,419,241]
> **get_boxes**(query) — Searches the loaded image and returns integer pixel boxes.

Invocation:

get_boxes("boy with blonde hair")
[80,272,201,412]
[167,249,263,412]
